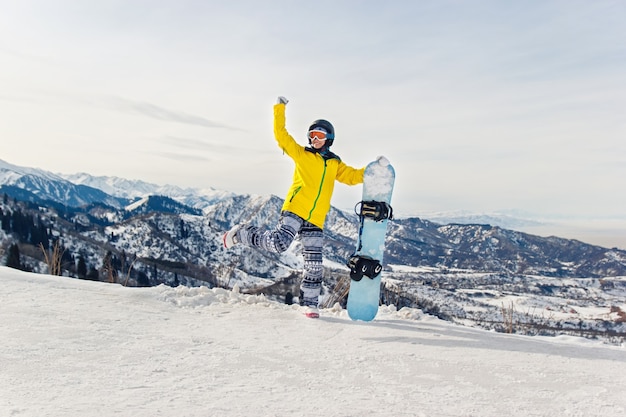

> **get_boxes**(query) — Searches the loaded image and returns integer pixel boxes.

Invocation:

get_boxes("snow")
[363,159,394,199]
[0,158,66,185]
[1,266,625,417]
[125,196,150,211]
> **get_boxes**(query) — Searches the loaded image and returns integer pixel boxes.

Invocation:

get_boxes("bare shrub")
[40,241,64,276]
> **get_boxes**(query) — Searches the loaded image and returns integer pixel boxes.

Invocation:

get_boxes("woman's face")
[310,137,327,149]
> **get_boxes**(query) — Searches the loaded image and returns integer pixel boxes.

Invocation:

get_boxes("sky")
[1,0,625,221]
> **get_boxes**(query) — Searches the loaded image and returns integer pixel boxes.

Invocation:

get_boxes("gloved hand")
[277,96,289,105]
[376,155,390,166]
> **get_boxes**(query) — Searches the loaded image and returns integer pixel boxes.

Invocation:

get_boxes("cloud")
[95,95,245,131]
[22,90,247,132]
[147,150,212,163]
[156,135,270,155]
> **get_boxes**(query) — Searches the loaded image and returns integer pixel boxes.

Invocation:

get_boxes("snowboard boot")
[303,306,320,319]
[300,289,320,318]
[223,224,256,248]
[223,224,243,248]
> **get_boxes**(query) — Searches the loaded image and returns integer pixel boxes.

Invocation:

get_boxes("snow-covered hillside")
[1,267,624,417]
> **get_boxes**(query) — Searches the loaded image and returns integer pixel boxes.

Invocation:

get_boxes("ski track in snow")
[1,266,625,417]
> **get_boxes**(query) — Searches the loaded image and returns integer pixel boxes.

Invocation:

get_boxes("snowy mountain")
[0,159,127,208]
[62,171,233,210]
[1,158,626,343]
[4,159,625,277]
[1,159,233,212]
[386,219,626,277]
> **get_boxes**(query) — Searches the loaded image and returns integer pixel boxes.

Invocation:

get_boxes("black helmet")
[308,119,335,147]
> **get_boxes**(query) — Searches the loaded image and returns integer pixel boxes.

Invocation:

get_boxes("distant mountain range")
[62,171,233,209]
[414,210,546,230]
[2,157,625,279]
[2,158,625,341]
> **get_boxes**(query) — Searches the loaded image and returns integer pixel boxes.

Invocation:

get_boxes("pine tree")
[179,219,188,238]
[0,208,9,232]
[30,216,49,249]
[6,244,22,270]
[86,266,99,281]
[77,256,87,279]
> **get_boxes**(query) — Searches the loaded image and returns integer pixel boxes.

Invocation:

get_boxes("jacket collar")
[305,146,341,161]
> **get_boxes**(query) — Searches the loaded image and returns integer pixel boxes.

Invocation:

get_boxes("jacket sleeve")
[336,162,365,185]
[274,103,304,159]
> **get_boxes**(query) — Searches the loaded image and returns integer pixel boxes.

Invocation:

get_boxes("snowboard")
[346,157,395,321]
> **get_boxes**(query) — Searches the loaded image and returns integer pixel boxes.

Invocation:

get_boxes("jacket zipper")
[307,158,327,221]
[289,186,301,202]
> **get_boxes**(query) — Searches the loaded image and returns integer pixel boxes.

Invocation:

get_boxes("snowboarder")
[223,96,365,318]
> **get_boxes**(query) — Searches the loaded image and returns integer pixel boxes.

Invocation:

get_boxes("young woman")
[223,96,365,318]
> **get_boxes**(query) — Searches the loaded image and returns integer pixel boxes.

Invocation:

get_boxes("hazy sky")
[1,0,625,219]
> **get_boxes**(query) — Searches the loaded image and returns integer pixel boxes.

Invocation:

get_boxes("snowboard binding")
[355,200,393,222]
[347,255,382,281]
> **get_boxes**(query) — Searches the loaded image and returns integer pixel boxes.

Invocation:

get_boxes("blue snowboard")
[346,157,395,321]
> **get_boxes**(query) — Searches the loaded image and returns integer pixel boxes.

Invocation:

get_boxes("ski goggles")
[308,129,328,141]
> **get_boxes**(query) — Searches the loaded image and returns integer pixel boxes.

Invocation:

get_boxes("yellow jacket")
[274,103,364,229]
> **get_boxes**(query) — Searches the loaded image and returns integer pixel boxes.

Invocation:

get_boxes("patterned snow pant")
[238,211,324,307]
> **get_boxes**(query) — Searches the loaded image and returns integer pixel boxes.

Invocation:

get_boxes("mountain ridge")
[2,158,625,278]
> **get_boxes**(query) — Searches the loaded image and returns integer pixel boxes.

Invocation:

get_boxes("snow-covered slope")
[1,267,624,417]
